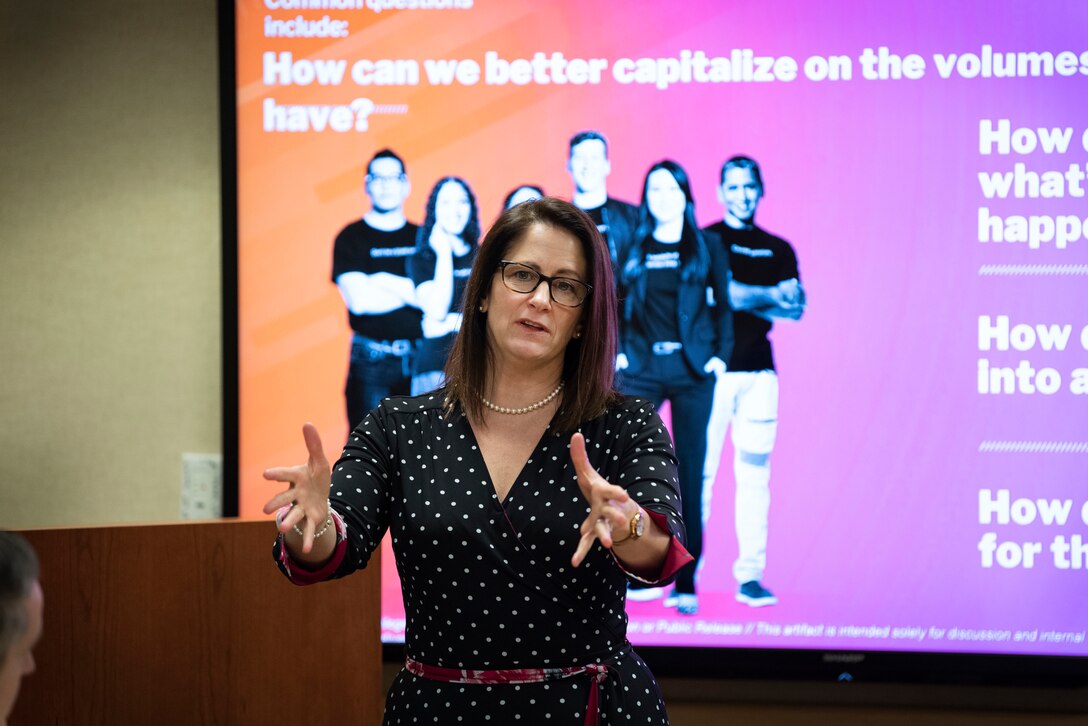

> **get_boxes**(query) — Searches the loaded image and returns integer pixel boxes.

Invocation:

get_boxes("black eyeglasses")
[365,173,406,185]
[498,260,592,308]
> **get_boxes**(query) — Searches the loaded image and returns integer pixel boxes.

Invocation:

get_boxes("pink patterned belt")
[404,656,616,726]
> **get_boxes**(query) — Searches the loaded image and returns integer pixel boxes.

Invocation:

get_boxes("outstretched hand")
[262,423,332,554]
[570,432,634,568]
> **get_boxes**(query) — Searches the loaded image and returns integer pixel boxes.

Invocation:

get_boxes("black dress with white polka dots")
[302,391,687,725]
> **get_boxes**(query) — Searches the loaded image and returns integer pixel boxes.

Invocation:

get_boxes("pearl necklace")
[481,383,563,415]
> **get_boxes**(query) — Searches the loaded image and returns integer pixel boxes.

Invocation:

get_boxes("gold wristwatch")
[613,508,644,546]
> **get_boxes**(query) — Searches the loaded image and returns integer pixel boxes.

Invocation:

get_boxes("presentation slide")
[234,0,1088,656]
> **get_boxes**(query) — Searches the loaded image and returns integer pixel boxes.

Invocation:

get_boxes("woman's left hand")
[570,432,636,567]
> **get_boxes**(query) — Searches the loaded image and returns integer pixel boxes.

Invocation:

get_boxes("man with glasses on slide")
[333,149,422,430]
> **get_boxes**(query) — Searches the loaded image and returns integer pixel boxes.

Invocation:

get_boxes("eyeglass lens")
[501,262,588,306]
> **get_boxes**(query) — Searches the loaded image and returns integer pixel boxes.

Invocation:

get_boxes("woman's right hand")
[262,423,332,555]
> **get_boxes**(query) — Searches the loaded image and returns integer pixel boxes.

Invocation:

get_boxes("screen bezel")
[220,0,240,519]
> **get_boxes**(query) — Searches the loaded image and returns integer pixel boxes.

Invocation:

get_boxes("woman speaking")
[264,198,693,724]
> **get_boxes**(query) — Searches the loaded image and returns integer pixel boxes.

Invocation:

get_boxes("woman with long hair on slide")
[407,175,481,395]
[616,160,734,616]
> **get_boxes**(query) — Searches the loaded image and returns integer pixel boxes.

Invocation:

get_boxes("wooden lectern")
[12,520,383,725]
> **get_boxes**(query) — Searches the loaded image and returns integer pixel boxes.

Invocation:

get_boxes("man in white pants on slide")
[701,155,805,607]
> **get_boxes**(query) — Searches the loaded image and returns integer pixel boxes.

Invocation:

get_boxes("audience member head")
[0,532,42,723]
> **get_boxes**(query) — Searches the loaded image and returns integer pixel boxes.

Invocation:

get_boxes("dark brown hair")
[444,197,621,432]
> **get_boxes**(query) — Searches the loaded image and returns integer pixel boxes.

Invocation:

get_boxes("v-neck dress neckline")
[463,408,562,507]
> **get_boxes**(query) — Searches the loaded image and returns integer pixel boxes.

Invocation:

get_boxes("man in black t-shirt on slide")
[567,130,639,270]
[332,148,422,430]
[701,155,806,608]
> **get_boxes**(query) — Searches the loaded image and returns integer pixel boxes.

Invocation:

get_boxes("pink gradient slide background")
[235,0,1088,656]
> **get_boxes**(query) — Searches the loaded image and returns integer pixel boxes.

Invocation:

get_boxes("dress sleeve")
[603,399,694,585]
[272,507,349,585]
[273,406,396,585]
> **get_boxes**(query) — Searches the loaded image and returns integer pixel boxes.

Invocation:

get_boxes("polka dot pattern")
[323,392,685,724]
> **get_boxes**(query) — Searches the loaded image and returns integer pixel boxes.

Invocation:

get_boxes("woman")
[502,183,544,209]
[264,198,693,725]
[407,176,481,395]
[616,160,733,615]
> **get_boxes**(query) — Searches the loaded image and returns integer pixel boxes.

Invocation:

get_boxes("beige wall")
[0,1,221,527]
